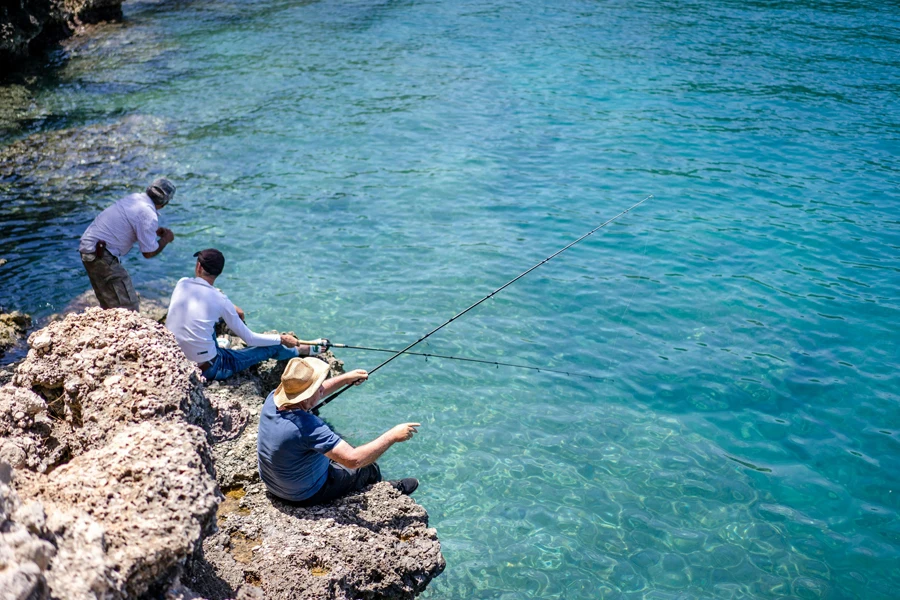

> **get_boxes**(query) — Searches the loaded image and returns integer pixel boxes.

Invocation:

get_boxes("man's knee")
[362,463,382,485]
[109,275,139,311]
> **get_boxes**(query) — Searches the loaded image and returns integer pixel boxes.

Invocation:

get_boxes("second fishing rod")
[313,194,652,413]
[326,342,608,381]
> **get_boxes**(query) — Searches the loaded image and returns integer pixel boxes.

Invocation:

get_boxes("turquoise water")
[2,0,899,597]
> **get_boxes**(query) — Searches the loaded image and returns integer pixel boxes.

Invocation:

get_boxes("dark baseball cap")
[147,177,176,207]
[194,248,225,276]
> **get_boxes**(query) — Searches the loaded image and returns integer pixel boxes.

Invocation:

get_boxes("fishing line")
[328,343,607,381]
[313,194,652,413]
[605,229,652,371]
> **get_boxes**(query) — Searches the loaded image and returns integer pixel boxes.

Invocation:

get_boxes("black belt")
[198,360,212,371]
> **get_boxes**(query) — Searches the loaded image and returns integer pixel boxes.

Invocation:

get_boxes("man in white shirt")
[166,248,330,381]
[79,178,176,311]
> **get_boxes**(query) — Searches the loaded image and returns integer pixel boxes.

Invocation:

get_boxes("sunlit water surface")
[1,0,899,597]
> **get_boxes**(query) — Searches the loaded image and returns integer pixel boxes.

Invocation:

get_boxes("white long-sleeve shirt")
[166,277,280,363]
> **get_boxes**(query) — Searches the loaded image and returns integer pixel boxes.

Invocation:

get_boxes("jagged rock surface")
[195,482,443,600]
[18,422,219,599]
[0,462,55,600]
[0,309,444,599]
[4,307,210,473]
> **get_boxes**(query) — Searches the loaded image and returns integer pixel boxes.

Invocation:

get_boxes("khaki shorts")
[81,250,140,311]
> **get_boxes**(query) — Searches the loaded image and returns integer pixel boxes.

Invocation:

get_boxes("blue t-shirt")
[257,391,342,501]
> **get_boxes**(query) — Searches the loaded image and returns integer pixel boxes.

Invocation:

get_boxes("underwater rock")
[0,114,170,204]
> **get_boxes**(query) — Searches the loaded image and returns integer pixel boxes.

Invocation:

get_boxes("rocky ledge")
[1,0,123,70]
[0,308,444,599]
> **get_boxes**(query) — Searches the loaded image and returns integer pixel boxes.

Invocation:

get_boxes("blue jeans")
[202,344,298,381]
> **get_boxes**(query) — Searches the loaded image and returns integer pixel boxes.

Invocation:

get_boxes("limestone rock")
[189,482,444,600]
[9,307,210,472]
[206,376,261,487]
[0,462,55,600]
[0,308,443,598]
[19,421,220,599]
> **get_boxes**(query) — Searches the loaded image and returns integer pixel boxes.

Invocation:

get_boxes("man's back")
[79,193,159,257]
[166,277,228,362]
[257,392,341,502]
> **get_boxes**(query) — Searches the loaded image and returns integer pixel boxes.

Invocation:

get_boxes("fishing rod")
[328,343,607,381]
[313,194,652,413]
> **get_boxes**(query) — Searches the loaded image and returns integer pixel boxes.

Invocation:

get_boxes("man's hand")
[234,305,246,322]
[326,422,422,469]
[307,338,331,355]
[142,228,173,258]
[348,369,368,385]
[388,423,420,443]
[156,227,175,244]
[280,334,300,348]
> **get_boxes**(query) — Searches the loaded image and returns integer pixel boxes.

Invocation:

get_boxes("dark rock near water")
[0,311,31,359]
[1,0,123,72]
[0,309,444,599]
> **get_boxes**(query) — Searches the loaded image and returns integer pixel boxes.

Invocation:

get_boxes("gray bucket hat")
[147,178,176,207]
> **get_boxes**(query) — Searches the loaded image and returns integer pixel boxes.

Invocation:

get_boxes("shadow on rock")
[189,481,444,600]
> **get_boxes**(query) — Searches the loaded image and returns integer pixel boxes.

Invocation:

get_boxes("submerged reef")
[0,308,444,599]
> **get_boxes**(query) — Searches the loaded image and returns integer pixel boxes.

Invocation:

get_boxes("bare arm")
[142,228,174,259]
[325,423,420,470]
[321,369,367,397]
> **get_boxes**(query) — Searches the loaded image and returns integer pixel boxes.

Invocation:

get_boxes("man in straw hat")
[257,357,421,506]
[79,177,177,311]
[166,248,331,381]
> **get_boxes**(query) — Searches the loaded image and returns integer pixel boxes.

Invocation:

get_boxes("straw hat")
[273,357,330,410]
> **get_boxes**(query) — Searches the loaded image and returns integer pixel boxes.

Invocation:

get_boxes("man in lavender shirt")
[79,178,176,311]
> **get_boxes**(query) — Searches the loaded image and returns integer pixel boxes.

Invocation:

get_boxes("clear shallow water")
[2,0,899,597]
